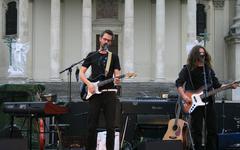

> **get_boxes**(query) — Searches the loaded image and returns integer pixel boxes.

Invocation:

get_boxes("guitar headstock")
[125,72,137,78]
[233,80,240,87]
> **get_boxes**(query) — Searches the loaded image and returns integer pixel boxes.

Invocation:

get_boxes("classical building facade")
[0,0,239,99]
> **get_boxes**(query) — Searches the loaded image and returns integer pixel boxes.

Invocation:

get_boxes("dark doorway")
[197,4,206,36]
[6,2,17,35]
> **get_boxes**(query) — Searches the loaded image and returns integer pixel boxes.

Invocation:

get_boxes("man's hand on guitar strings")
[88,83,96,94]
[232,82,239,89]
[114,77,121,85]
[182,94,192,104]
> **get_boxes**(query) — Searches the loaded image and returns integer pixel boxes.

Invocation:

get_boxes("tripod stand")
[59,51,99,103]
[59,60,83,102]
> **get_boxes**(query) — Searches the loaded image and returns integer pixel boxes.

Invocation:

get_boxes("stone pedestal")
[225,0,240,102]
[232,88,240,101]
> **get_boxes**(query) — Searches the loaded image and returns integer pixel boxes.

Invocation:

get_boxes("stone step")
[38,82,178,102]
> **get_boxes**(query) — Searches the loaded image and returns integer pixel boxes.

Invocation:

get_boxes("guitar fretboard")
[200,81,240,99]
[97,74,125,87]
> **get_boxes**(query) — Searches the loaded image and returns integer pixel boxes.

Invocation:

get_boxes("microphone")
[75,66,79,82]
[200,52,205,56]
[103,43,109,51]
[199,52,205,62]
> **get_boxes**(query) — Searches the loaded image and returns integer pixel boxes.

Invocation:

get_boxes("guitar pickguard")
[189,92,207,113]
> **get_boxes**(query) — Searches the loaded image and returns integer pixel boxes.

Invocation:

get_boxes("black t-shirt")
[175,65,222,102]
[82,51,121,89]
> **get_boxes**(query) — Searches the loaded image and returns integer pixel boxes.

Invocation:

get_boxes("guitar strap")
[105,51,112,77]
[207,67,213,89]
[186,65,214,91]
[186,65,195,90]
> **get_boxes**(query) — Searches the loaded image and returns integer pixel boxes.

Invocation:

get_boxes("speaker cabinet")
[137,140,183,150]
[0,138,28,150]
[218,132,240,150]
[216,102,240,133]
[58,101,121,148]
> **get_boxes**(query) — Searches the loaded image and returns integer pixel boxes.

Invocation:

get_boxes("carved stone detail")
[96,0,118,19]
[213,0,225,8]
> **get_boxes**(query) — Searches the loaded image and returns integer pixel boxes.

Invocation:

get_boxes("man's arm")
[114,69,121,85]
[80,66,95,94]
[177,86,191,104]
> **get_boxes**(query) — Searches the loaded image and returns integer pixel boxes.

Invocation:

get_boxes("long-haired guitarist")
[80,30,121,150]
[175,45,238,150]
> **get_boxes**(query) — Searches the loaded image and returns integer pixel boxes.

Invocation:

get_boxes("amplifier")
[218,132,240,150]
[215,101,240,133]
[120,99,176,142]
[137,140,183,150]
[137,114,170,126]
[0,138,28,150]
[120,99,176,115]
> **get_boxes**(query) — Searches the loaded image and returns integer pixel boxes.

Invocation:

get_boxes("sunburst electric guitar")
[183,81,240,114]
[80,72,136,101]
[163,100,187,143]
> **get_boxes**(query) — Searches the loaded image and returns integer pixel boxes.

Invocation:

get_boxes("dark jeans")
[86,92,118,150]
[190,103,217,150]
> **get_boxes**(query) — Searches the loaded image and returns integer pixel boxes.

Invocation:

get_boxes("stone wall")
[39,82,178,102]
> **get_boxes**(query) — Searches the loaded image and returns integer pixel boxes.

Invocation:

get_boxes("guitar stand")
[8,114,36,150]
[184,115,195,150]
[121,115,129,149]
[49,121,69,150]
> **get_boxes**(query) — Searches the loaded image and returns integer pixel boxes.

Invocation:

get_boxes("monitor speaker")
[0,138,28,150]
[57,101,121,148]
[137,140,183,150]
[218,132,240,150]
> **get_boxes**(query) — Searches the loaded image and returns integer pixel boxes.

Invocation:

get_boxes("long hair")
[187,45,212,70]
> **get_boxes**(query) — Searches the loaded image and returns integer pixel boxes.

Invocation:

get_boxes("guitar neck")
[201,81,239,98]
[173,101,181,125]
[97,74,125,87]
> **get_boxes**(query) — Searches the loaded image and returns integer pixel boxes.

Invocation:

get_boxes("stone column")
[0,0,8,81]
[27,0,33,81]
[0,0,2,43]
[0,0,2,37]
[7,0,29,80]
[230,0,240,34]
[50,0,61,81]
[82,0,92,59]
[154,0,165,80]
[123,0,134,73]
[186,0,197,54]
[19,0,29,80]
[226,0,240,101]
[19,0,29,43]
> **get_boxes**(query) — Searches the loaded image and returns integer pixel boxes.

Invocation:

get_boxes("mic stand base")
[221,99,226,133]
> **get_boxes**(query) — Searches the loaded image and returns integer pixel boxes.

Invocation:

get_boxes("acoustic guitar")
[163,100,187,142]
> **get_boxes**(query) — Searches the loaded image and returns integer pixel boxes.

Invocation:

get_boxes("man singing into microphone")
[175,45,238,150]
[80,29,121,150]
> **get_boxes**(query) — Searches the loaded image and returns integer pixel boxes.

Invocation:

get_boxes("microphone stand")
[202,57,208,150]
[59,51,99,103]
[59,60,85,103]
[221,99,226,133]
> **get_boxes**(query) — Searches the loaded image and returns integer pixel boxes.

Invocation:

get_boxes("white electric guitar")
[80,72,136,101]
[183,81,240,114]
